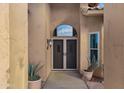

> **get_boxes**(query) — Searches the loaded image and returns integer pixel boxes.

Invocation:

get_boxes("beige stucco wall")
[50,4,80,36]
[9,4,28,88]
[0,4,9,88]
[80,4,103,72]
[104,4,124,88]
[0,4,28,89]
[28,4,51,81]
[80,13,88,71]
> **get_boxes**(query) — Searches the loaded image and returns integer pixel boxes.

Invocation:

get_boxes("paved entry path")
[43,71,88,89]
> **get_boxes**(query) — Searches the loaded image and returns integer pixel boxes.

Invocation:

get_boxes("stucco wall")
[28,4,51,81]
[104,4,124,88]
[50,4,80,36]
[0,4,9,88]
[9,4,28,88]
[80,4,103,71]
[80,13,88,71]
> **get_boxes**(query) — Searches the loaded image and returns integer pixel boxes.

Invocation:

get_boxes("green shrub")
[28,63,44,81]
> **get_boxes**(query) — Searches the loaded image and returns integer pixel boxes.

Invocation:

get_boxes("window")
[89,32,99,64]
[53,24,77,37]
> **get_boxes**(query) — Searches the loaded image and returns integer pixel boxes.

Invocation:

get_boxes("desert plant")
[28,63,44,81]
[82,55,99,81]
[87,55,99,72]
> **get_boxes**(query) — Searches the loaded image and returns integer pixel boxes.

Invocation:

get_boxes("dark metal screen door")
[66,40,77,69]
[53,40,63,69]
[53,39,77,70]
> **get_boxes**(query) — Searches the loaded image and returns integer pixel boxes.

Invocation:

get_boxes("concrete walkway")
[43,71,88,89]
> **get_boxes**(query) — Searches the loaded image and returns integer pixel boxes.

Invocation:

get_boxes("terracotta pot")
[28,78,42,89]
[82,70,93,81]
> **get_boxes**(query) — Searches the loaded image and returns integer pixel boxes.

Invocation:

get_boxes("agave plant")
[28,63,44,81]
[87,55,99,71]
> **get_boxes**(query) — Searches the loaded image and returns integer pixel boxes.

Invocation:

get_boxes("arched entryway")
[52,24,78,70]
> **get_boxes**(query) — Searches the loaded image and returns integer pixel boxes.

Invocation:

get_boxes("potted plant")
[28,63,44,89]
[82,55,99,81]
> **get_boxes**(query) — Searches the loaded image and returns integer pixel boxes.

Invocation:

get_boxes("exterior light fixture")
[47,39,52,49]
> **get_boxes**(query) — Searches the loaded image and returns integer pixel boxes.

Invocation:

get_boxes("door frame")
[51,37,78,70]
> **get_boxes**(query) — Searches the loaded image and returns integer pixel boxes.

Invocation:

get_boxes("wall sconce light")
[47,39,52,49]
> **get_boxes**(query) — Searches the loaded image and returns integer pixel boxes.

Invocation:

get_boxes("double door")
[53,38,77,70]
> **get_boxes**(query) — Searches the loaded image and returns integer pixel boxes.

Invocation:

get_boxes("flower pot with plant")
[28,63,44,89]
[82,55,99,81]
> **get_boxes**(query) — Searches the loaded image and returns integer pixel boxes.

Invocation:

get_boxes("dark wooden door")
[66,40,77,69]
[53,40,63,69]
